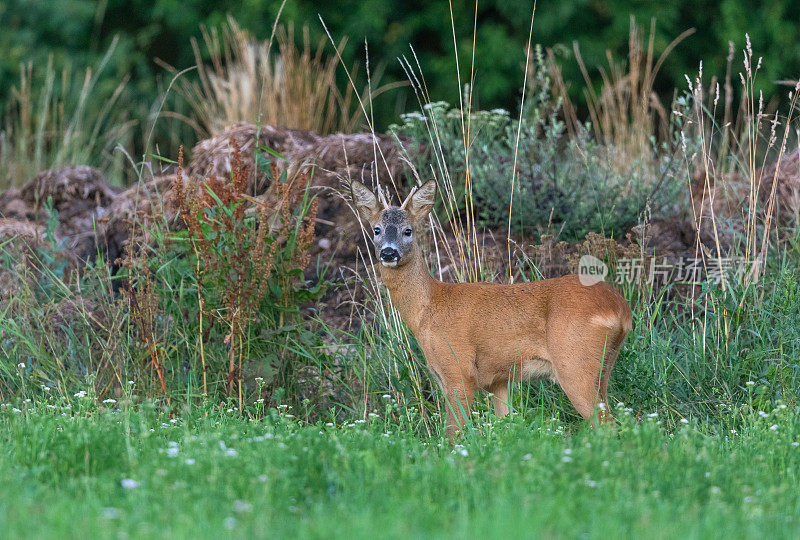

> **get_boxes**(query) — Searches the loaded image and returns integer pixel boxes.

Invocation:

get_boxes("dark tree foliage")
[2,0,798,131]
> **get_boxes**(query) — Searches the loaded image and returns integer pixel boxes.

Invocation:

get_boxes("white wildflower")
[233,500,253,513]
[101,507,121,519]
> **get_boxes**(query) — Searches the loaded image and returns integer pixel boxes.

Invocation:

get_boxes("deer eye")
[403,228,413,237]
[373,227,381,236]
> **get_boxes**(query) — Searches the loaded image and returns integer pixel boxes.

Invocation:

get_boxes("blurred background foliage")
[1,0,799,145]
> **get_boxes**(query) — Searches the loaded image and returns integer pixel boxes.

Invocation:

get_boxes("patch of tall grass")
[172,16,393,137]
[0,38,134,189]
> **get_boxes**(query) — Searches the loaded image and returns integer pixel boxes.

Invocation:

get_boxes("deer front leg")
[489,381,510,417]
[442,378,475,441]
[423,340,476,440]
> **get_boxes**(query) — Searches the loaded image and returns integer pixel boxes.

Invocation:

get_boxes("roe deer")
[351,180,634,439]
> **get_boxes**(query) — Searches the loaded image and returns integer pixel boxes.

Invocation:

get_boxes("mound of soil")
[187,122,321,194]
[185,125,415,325]
[691,148,800,244]
[101,174,179,268]
[1,165,118,264]
[757,148,800,223]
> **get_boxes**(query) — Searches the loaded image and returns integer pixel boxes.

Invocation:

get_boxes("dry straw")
[174,16,393,137]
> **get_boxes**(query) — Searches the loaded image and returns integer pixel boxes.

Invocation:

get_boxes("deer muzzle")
[380,246,400,266]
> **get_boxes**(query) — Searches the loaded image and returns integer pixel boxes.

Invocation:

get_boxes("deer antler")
[399,186,417,210]
[377,186,391,210]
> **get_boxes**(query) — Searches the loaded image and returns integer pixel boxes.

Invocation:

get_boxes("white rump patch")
[590,313,619,328]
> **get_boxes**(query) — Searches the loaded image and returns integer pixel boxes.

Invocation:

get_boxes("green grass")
[1,399,799,539]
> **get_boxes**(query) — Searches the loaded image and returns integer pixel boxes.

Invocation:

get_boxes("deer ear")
[350,180,381,223]
[407,180,437,222]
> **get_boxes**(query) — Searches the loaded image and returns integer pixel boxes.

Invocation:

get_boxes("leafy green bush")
[391,73,686,240]
[122,150,328,406]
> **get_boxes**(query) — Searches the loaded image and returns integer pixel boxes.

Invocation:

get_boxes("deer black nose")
[380,247,399,261]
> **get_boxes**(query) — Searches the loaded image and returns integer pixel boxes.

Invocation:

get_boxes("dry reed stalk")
[119,211,171,405]
[561,18,694,168]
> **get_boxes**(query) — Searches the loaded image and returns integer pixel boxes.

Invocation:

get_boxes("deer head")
[350,180,437,268]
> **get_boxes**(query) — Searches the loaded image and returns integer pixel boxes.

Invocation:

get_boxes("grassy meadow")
[2,400,800,538]
[2,9,800,539]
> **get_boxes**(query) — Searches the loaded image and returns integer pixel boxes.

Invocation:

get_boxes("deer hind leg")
[596,327,627,420]
[552,333,620,423]
[553,365,603,421]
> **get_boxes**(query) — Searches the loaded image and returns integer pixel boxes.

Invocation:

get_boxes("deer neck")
[378,244,434,334]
